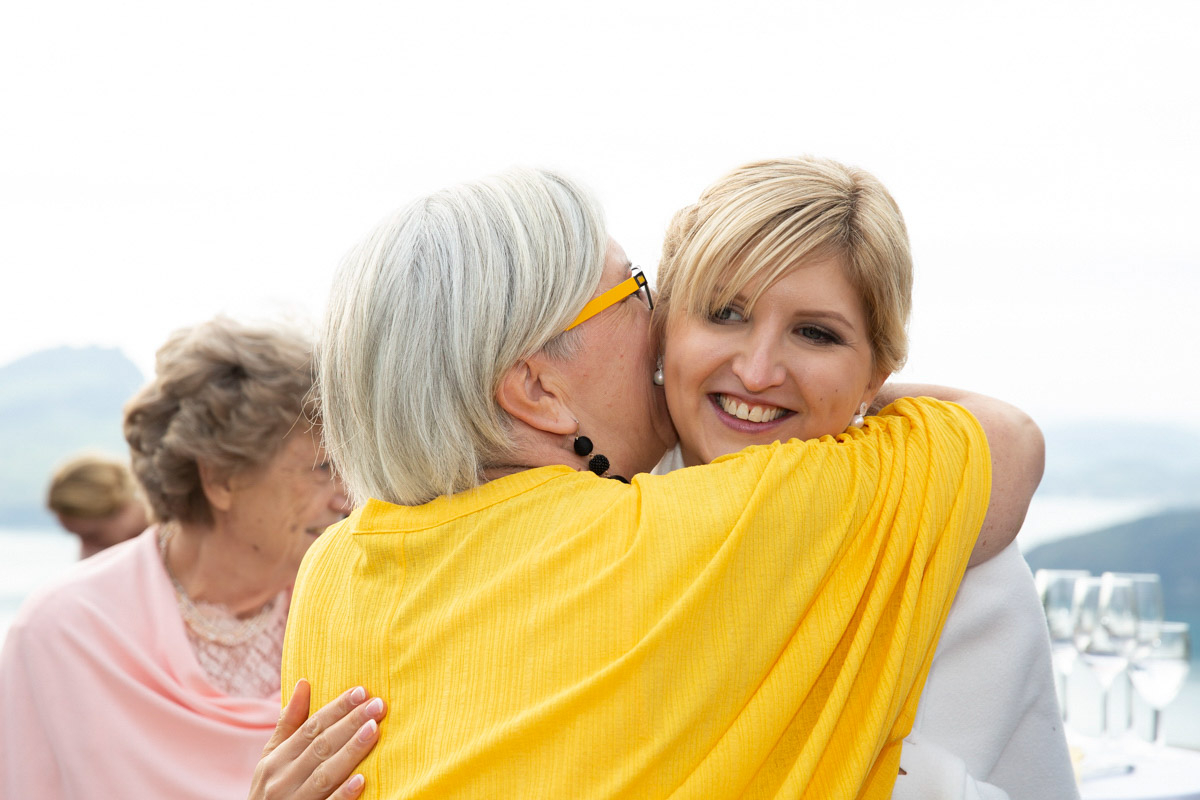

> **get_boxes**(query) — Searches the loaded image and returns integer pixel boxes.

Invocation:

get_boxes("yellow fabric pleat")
[282,397,990,799]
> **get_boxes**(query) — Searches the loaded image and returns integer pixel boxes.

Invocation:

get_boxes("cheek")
[661,356,695,426]
[662,338,708,401]
[811,359,872,415]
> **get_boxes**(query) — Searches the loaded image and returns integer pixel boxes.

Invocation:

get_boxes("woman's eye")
[798,325,839,344]
[709,306,745,323]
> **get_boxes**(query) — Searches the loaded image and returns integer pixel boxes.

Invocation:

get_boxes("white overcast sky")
[2,0,1197,429]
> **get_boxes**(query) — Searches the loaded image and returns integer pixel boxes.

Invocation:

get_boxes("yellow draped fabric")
[282,397,990,799]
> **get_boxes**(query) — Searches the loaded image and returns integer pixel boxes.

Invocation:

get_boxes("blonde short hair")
[47,453,140,518]
[123,317,316,525]
[656,156,912,375]
[320,167,607,507]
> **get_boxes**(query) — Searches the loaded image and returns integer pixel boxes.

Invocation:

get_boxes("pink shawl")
[0,527,279,799]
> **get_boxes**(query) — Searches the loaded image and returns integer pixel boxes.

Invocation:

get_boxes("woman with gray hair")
[279,167,1041,798]
[0,317,379,800]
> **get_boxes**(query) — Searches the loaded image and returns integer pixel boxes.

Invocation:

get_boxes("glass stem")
[1124,672,1134,733]
[1057,671,1069,723]
[1099,685,1110,737]
[1152,708,1166,747]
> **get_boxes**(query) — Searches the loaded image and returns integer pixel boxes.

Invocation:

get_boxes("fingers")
[333,774,366,798]
[269,683,363,766]
[297,696,387,797]
[302,708,385,798]
[261,679,312,758]
[250,685,387,800]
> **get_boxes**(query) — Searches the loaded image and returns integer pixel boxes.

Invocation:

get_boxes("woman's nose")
[732,332,786,393]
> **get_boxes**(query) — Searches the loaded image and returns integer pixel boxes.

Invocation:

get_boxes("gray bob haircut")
[320,167,608,506]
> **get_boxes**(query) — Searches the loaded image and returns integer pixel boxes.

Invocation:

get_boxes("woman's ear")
[197,461,234,512]
[496,355,577,436]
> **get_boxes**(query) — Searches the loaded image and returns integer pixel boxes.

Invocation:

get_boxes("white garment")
[655,446,1079,799]
[894,542,1080,800]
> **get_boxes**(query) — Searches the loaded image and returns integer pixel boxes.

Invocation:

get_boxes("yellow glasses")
[564,267,654,332]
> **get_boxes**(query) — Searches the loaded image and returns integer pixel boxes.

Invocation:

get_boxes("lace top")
[159,527,288,698]
[180,593,288,697]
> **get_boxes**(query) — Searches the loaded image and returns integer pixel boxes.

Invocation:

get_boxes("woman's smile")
[663,254,887,467]
[710,392,793,428]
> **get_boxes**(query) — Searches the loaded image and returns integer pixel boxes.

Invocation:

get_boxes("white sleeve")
[894,733,1011,800]
[904,542,1080,799]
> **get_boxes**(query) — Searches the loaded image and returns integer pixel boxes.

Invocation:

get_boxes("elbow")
[969,401,1045,567]
[1015,407,1045,499]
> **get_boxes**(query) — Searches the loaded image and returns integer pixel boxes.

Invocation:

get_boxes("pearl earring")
[851,402,868,428]
[652,357,665,387]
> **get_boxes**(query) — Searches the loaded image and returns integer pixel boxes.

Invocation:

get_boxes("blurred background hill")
[1025,508,1200,637]
[0,347,143,528]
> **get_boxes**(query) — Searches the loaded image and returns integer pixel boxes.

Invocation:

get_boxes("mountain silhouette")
[0,347,144,527]
[1024,508,1200,640]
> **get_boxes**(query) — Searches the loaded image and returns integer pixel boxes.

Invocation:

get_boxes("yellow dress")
[282,397,990,799]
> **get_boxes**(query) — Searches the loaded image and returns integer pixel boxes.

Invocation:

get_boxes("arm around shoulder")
[875,384,1044,567]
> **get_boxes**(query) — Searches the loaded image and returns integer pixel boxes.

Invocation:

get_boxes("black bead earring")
[572,435,627,482]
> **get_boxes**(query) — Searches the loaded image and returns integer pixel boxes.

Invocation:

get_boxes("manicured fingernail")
[349,686,367,704]
[347,773,365,793]
[356,718,378,743]
[365,697,385,717]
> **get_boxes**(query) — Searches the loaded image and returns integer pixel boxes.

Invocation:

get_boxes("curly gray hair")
[124,317,316,525]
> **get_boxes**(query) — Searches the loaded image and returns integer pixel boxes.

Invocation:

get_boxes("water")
[0,527,79,639]
[1017,496,1164,552]
[4,504,1200,748]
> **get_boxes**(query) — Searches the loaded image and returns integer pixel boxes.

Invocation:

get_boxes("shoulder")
[292,515,359,593]
[866,397,991,485]
[872,396,986,445]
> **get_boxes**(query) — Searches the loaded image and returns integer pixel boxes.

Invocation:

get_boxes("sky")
[2,0,1197,430]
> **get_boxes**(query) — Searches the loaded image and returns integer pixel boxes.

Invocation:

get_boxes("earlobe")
[496,356,577,436]
[197,461,234,512]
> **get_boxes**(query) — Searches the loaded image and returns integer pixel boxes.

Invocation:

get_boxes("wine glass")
[1105,572,1163,735]
[1036,569,1090,723]
[1074,575,1138,737]
[1129,621,1191,747]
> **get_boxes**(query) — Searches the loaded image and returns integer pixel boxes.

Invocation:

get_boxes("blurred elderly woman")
[47,452,149,558]
[281,168,1042,798]
[0,317,371,800]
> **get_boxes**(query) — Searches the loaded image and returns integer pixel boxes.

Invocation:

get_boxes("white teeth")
[717,394,786,423]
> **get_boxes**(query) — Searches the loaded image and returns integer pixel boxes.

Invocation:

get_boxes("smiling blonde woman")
[652,156,1076,800]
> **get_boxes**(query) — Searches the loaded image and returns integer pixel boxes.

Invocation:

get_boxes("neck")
[163,520,282,617]
[679,443,703,468]
[479,464,532,482]
[480,428,585,484]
